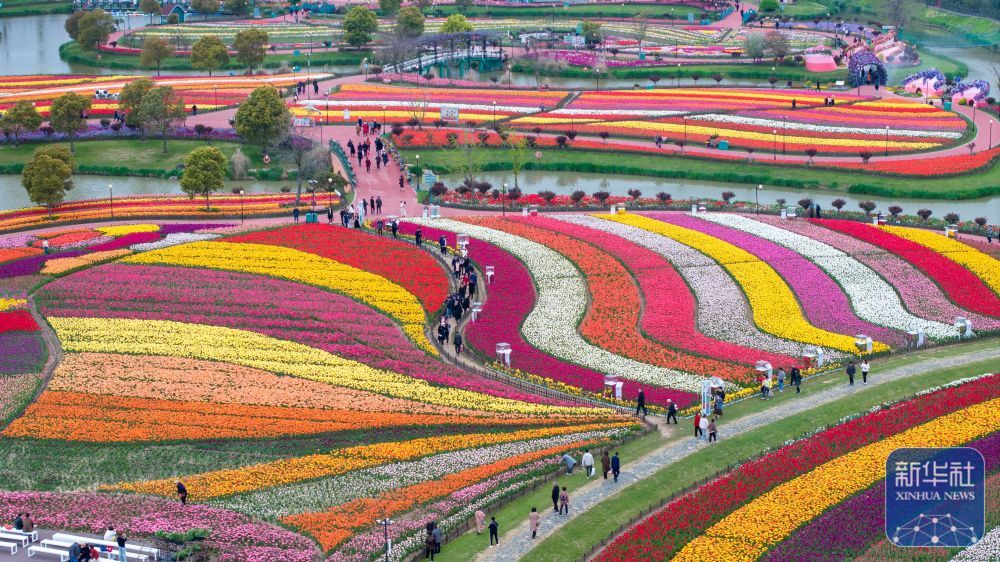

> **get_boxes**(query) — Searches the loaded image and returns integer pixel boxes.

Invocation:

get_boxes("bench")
[0,532,29,546]
[834,80,845,86]
[52,534,157,561]
[40,539,73,550]
[0,541,16,555]
[6,528,39,542]
[26,545,69,561]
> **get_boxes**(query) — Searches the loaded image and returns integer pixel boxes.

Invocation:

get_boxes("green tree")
[138,86,187,153]
[454,0,472,13]
[233,28,268,73]
[22,146,75,218]
[180,146,227,210]
[343,6,379,48]
[759,0,779,11]
[48,92,91,153]
[0,101,43,144]
[379,0,401,15]
[440,13,473,33]
[119,77,155,130]
[140,37,175,76]
[224,0,249,16]
[190,35,230,76]
[140,0,160,24]
[504,133,528,189]
[395,6,425,39]
[581,20,602,45]
[743,31,766,62]
[64,10,86,41]
[191,0,219,19]
[76,9,116,51]
[235,86,291,150]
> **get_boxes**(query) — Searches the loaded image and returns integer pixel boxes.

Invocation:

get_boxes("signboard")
[440,106,460,122]
[565,35,585,48]
[886,447,984,548]
[343,109,351,121]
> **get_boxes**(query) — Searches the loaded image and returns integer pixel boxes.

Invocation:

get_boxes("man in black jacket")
[551,483,560,512]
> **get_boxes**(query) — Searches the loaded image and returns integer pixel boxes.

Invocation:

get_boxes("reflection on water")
[0,174,288,211]
[442,170,1000,219]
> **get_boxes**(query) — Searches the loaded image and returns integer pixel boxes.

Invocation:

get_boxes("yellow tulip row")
[882,226,1000,295]
[602,214,882,353]
[107,422,631,499]
[95,223,161,237]
[674,396,1000,561]
[121,240,434,353]
[48,317,605,418]
[0,298,26,312]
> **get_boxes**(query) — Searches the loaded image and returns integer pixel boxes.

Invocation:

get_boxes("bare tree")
[884,0,910,29]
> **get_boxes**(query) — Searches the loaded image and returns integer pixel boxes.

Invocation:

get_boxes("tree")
[917,209,932,221]
[712,73,723,86]
[944,212,960,224]
[379,0,401,15]
[233,29,268,73]
[119,77,155,130]
[181,147,227,210]
[454,0,472,14]
[440,13,473,34]
[138,86,186,152]
[805,147,818,165]
[288,138,325,205]
[743,32,766,63]
[64,10,86,41]
[974,217,988,227]
[888,205,903,217]
[192,0,219,19]
[759,0,779,11]
[570,190,586,206]
[859,150,873,164]
[797,198,813,211]
[627,188,642,201]
[0,101,43,144]
[343,6,379,48]
[539,190,556,205]
[140,37,174,76]
[235,86,290,150]
[656,192,671,204]
[581,20,602,45]
[599,131,610,144]
[224,0,249,16]
[721,191,736,204]
[505,134,528,189]
[191,35,230,76]
[140,0,160,24]
[22,145,75,218]
[76,9,115,51]
[884,0,910,29]
[395,6,425,39]
[48,92,90,152]
[764,31,790,61]
[831,198,846,213]
[858,200,876,216]
[592,191,610,207]
[230,147,250,180]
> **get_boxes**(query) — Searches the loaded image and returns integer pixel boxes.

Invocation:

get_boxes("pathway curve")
[472,344,1000,562]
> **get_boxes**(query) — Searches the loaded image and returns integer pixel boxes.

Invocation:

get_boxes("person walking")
[666,399,678,424]
[635,388,647,418]
[400,201,407,217]
[559,487,569,515]
[611,451,621,482]
[791,365,802,393]
[176,481,188,504]
[453,331,463,355]
[399,175,405,191]
[370,196,376,215]
[551,483,560,512]
[292,207,300,223]
[424,529,436,560]
[861,359,870,384]
[699,413,709,442]
[365,158,371,172]
[582,449,594,478]
[694,411,702,438]
[777,367,786,393]
[601,450,611,479]
[846,360,856,386]
[987,225,994,244]
[376,196,383,214]
[415,226,423,247]
[529,507,540,539]
[488,517,499,547]
[327,206,334,225]
[708,417,718,443]
[439,235,448,254]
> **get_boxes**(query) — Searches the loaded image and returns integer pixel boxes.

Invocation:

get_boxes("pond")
[0,174,290,211]
[439,170,1000,219]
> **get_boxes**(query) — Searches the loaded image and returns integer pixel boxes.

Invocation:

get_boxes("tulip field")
[120,21,340,49]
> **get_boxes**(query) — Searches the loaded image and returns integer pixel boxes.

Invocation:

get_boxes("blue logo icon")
[886,447,984,548]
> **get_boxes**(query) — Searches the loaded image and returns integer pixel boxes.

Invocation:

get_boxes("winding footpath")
[472,345,1000,562]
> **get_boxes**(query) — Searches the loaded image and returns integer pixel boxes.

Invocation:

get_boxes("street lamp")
[502,182,509,217]
[676,63,681,87]
[755,184,762,215]
[772,129,777,160]
[884,125,889,156]
[376,519,393,562]
[109,184,113,219]
[415,154,421,190]
[238,189,245,223]
[308,180,317,210]
[594,67,600,91]
[328,177,334,208]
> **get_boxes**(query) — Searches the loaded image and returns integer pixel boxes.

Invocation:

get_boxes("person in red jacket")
[694,412,702,438]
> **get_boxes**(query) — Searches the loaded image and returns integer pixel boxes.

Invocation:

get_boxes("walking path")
[473,345,1000,561]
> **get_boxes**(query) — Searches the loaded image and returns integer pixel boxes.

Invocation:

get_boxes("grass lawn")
[59,42,370,72]
[517,340,1000,562]
[401,148,1000,200]
[0,0,70,16]
[0,139,266,173]
[422,4,705,20]
[887,47,968,83]
[758,0,829,18]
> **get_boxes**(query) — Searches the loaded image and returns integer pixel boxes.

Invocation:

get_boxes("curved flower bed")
[409,217,717,395]
[696,214,956,339]
[479,216,752,381]
[816,219,1000,318]
[620,213,884,352]
[598,374,1000,562]
[758,217,1000,331]
[559,215,830,360]
[881,225,1000,298]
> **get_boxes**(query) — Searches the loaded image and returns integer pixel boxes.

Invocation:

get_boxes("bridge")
[381,31,506,78]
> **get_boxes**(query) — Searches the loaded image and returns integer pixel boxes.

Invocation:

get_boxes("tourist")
[601,450,611,479]
[176,481,188,504]
[694,411,702,438]
[453,330,463,355]
[424,528,436,560]
[363,122,369,136]
[714,392,724,417]
[777,367,786,393]
[791,98,797,109]
[846,360,856,386]
[558,487,569,515]
[292,207,300,223]
[760,376,768,399]
[582,449,594,478]
[361,198,368,216]
[665,399,678,424]
[21,513,33,534]
[529,507,540,539]
[437,320,448,345]
[103,526,116,541]
[42,239,50,254]
[708,417,717,443]
[986,225,995,243]
[13,513,23,530]
[560,453,576,474]
[439,235,448,254]
[376,196,383,214]
[347,140,355,157]
[475,509,486,534]
[635,388,647,418]
[488,516,499,546]
[551,483,560,512]
[399,175,405,191]
[699,413,709,441]
[382,152,389,167]
[327,206,333,224]
[365,158,371,173]
[376,218,384,236]
[415,226,422,246]
[376,155,381,169]
[432,524,442,554]
[116,532,127,562]
[791,365,802,393]
[69,542,83,562]
[191,104,198,116]
[611,451,621,482]
[861,359,871,384]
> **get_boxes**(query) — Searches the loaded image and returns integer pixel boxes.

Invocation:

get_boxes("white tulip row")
[695,214,958,339]
[951,524,999,560]
[130,232,221,252]
[687,114,964,139]
[550,108,688,117]
[407,218,724,392]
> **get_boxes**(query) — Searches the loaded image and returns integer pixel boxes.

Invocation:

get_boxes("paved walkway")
[473,345,1000,561]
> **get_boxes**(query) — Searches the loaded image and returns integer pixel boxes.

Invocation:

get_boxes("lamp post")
[676,63,681,87]
[492,100,497,127]
[415,154,421,190]
[884,125,889,156]
[502,182,508,218]
[309,180,317,210]
[594,67,600,91]
[238,189,245,223]
[328,177,334,208]
[772,129,777,160]
[755,184,762,215]
[306,52,311,99]
[109,184,113,219]
[376,518,392,562]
